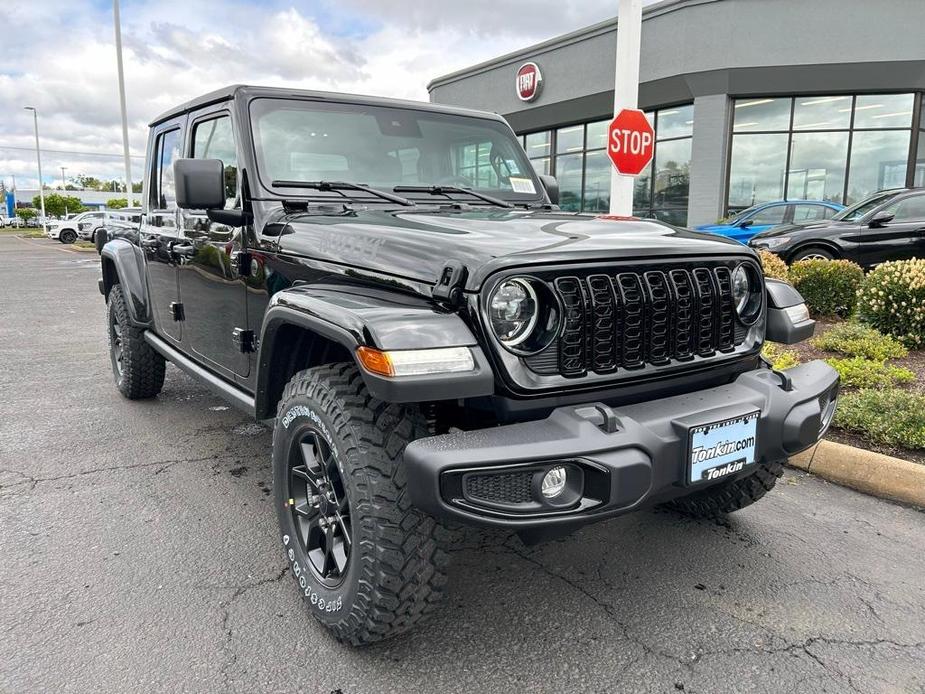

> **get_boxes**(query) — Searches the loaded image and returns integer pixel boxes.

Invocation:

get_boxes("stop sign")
[607,109,655,176]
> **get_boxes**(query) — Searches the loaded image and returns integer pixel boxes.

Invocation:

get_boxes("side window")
[792,204,828,223]
[823,206,839,219]
[150,128,182,210]
[192,115,238,207]
[749,205,787,225]
[884,195,925,222]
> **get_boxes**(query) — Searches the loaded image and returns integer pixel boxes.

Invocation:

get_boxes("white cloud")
[1,0,628,192]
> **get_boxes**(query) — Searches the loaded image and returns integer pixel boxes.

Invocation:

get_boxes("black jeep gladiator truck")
[98,85,838,645]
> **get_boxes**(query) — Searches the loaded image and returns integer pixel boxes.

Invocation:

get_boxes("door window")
[883,195,925,222]
[749,205,787,225]
[792,204,828,223]
[191,115,238,207]
[151,128,182,210]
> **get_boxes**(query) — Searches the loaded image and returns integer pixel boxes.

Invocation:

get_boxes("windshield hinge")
[432,261,468,305]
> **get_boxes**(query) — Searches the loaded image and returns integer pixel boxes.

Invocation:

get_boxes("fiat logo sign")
[515,62,543,102]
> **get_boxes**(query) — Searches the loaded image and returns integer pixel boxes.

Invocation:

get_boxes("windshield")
[250,98,542,204]
[725,204,762,224]
[832,190,901,221]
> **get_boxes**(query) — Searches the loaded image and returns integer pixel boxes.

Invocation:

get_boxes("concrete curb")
[789,440,925,508]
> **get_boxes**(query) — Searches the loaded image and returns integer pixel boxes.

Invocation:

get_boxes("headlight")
[489,278,538,347]
[732,263,762,324]
[762,237,790,249]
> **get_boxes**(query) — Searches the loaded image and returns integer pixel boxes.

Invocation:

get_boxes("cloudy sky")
[1,0,632,191]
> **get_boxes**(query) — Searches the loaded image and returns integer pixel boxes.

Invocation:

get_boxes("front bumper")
[405,360,838,530]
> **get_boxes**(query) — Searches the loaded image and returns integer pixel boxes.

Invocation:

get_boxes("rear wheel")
[791,246,834,262]
[273,363,449,646]
[59,229,77,244]
[663,461,783,518]
[107,283,165,399]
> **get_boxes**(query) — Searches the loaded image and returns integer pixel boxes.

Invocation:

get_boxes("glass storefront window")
[786,131,849,202]
[633,161,652,212]
[556,125,584,154]
[524,131,551,158]
[652,138,691,210]
[793,95,851,130]
[854,93,915,129]
[915,134,925,188]
[556,152,583,212]
[733,97,791,132]
[530,157,550,176]
[728,133,788,208]
[582,150,610,213]
[586,120,610,151]
[846,130,911,203]
[656,104,694,139]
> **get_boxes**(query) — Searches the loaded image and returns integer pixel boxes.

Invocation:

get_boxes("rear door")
[176,105,250,379]
[790,203,830,225]
[857,193,925,266]
[141,118,185,344]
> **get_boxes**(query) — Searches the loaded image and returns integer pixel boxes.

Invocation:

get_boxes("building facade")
[427,0,925,227]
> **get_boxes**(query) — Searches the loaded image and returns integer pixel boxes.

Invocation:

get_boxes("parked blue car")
[695,200,845,243]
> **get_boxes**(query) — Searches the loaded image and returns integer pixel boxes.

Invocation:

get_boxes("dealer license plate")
[688,411,759,485]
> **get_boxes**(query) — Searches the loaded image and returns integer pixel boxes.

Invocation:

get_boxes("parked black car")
[98,85,837,645]
[749,188,925,267]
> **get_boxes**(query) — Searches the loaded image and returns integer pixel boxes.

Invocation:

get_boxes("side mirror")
[738,219,754,229]
[539,174,559,206]
[174,159,225,210]
[868,211,895,228]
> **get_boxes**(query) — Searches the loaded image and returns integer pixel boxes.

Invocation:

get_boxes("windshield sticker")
[505,159,522,175]
[510,177,536,194]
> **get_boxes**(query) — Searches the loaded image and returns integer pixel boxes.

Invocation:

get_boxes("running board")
[144,331,256,417]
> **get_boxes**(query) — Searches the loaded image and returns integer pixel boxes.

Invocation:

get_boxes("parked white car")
[46,210,127,244]
[79,207,141,242]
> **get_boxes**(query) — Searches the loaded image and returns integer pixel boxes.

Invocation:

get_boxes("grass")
[834,389,925,449]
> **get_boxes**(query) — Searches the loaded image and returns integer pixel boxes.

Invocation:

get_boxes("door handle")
[140,237,161,250]
[171,243,196,258]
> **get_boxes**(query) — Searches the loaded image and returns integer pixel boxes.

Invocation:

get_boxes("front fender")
[100,238,150,326]
[255,283,494,416]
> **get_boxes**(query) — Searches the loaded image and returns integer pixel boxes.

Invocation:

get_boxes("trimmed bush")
[857,259,925,348]
[757,249,789,282]
[788,258,865,317]
[823,356,914,389]
[834,388,925,449]
[810,321,908,361]
[761,342,800,370]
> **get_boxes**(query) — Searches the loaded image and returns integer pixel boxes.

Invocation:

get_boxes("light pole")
[24,106,47,232]
[113,0,134,207]
[60,166,67,189]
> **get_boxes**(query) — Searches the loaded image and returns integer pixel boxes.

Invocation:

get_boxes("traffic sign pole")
[609,0,643,215]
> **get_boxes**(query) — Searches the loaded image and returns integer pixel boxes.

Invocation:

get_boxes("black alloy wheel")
[109,311,124,382]
[287,430,352,587]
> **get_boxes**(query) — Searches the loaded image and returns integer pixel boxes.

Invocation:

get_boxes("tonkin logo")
[516,62,543,102]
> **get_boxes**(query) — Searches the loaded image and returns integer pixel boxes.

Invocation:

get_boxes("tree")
[35,193,86,218]
[107,198,128,209]
[76,175,103,191]
[16,208,37,223]
[132,181,143,193]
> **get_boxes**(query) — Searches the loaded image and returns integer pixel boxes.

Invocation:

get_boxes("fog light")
[541,466,568,499]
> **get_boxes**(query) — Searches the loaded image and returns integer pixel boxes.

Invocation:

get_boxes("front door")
[141,122,184,344]
[857,193,925,266]
[176,108,250,379]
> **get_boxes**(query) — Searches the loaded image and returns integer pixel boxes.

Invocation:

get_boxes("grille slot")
[464,471,534,505]
[527,262,752,377]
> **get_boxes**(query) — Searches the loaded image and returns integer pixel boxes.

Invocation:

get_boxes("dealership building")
[428,0,925,227]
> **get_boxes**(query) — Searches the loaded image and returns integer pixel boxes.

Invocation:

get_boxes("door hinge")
[170,302,185,321]
[432,260,468,305]
[232,328,257,353]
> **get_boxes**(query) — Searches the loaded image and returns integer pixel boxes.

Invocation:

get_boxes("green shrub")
[810,321,908,361]
[762,342,800,370]
[823,356,914,389]
[757,249,789,282]
[834,388,925,449]
[857,259,925,347]
[788,258,865,317]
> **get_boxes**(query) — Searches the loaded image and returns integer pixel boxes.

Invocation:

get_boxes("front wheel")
[59,229,77,244]
[663,461,783,518]
[791,246,834,262]
[107,283,165,399]
[273,363,449,646]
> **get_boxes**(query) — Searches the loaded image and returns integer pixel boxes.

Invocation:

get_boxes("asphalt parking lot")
[1,234,924,694]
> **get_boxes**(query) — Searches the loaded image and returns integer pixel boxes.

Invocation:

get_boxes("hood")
[276,208,752,290]
[752,220,857,239]
[693,222,734,232]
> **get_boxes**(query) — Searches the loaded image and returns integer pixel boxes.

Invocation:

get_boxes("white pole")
[113,0,134,207]
[24,107,47,232]
[609,0,643,215]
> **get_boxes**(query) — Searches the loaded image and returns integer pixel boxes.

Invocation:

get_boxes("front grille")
[527,264,748,378]
[464,471,534,505]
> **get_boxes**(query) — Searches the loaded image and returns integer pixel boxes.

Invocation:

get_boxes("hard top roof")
[149,84,505,127]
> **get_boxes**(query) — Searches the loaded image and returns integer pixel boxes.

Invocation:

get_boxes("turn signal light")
[356,346,475,377]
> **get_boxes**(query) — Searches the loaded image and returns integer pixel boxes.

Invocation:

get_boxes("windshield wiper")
[271,180,415,207]
[394,185,514,209]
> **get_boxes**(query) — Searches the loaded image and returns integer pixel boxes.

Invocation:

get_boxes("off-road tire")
[663,461,784,518]
[59,229,77,244]
[107,283,165,399]
[273,363,449,646]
